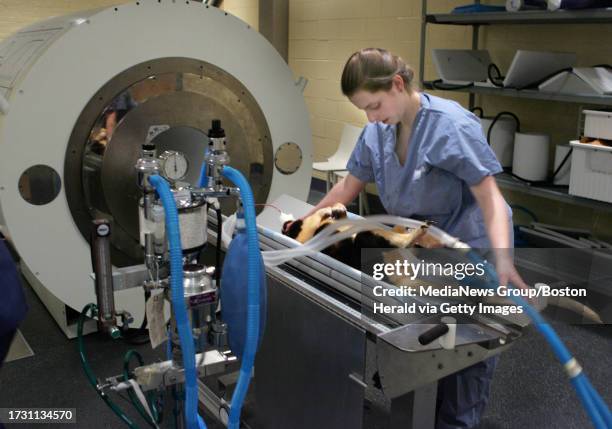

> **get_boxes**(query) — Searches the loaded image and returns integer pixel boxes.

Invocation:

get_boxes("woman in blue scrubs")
[303,48,528,428]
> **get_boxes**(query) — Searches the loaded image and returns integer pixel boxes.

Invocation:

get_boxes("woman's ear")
[392,74,405,92]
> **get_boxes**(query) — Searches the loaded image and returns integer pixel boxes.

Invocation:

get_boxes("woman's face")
[349,76,406,125]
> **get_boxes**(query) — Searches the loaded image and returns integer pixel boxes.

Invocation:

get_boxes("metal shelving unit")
[426,8,612,25]
[421,82,612,106]
[419,1,612,211]
[496,172,612,212]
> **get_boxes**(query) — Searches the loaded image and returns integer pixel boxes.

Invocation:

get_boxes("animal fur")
[282,204,603,324]
[282,203,441,269]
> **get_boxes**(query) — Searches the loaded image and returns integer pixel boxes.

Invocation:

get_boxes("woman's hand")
[495,254,530,291]
[493,249,536,307]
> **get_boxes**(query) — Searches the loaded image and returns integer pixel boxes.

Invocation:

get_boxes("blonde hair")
[341,48,415,97]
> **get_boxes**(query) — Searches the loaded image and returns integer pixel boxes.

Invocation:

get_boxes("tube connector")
[564,357,583,379]
[108,326,121,340]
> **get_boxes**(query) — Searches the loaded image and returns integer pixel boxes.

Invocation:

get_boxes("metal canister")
[138,188,207,252]
[175,186,207,252]
[183,264,214,296]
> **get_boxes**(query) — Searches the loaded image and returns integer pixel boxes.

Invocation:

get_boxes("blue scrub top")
[347,92,512,248]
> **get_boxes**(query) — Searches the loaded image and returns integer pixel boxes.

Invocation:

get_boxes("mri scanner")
[0,1,311,334]
[0,2,523,428]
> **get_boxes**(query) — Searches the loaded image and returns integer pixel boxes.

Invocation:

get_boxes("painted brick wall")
[288,0,470,164]
[289,0,612,239]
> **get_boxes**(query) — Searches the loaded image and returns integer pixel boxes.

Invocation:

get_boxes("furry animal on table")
[282,203,442,270]
[281,204,604,324]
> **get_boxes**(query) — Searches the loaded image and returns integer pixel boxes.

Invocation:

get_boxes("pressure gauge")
[159,150,189,181]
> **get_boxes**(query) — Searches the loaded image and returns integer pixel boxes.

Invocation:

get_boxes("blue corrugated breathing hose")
[148,175,206,429]
[198,156,208,188]
[467,250,611,429]
[221,166,262,429]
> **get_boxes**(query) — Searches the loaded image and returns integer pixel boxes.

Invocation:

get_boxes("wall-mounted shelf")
[422,81,612,106]
[426,8,612,25]
[496,172,612,212]
[419,2,612,215]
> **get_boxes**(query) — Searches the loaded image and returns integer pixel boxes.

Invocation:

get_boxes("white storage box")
[583,110,612,140]
[569,140,612,203]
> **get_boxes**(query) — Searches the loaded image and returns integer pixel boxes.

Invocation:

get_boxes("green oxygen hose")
[77,303,139,429]
[123,349,159,427]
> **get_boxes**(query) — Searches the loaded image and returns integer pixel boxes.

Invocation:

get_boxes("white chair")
[334,170,370,216]
[312,124,363,192]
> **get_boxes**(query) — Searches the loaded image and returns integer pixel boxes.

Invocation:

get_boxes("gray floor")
[4,330,34,363]
[482,323,611,429]
[1,185,610,429]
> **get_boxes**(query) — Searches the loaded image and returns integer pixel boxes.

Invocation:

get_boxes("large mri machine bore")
[0,2,522,428]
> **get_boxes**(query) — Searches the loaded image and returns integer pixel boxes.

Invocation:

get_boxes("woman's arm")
[471,176,529,290]
[306,173,366,216]
[470,176,510,249]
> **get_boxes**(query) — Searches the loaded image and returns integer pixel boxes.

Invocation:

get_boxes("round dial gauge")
[160,150,189,181]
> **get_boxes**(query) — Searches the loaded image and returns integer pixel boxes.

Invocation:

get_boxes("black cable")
[474,108,521,153]
[122,290,151,346]
[140,290,150,330]
[429,79,474,90]
[509,145,573,187]
[471,108,560,191]
[486,111,521,146]
[488,63,573,90]
[550,148,573,180]
[508,173,548,187]
[488,63,505,87]
[432,62,611,99]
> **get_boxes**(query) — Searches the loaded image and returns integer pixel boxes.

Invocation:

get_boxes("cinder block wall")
[289,0,612,239]
[289,0,471,165]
